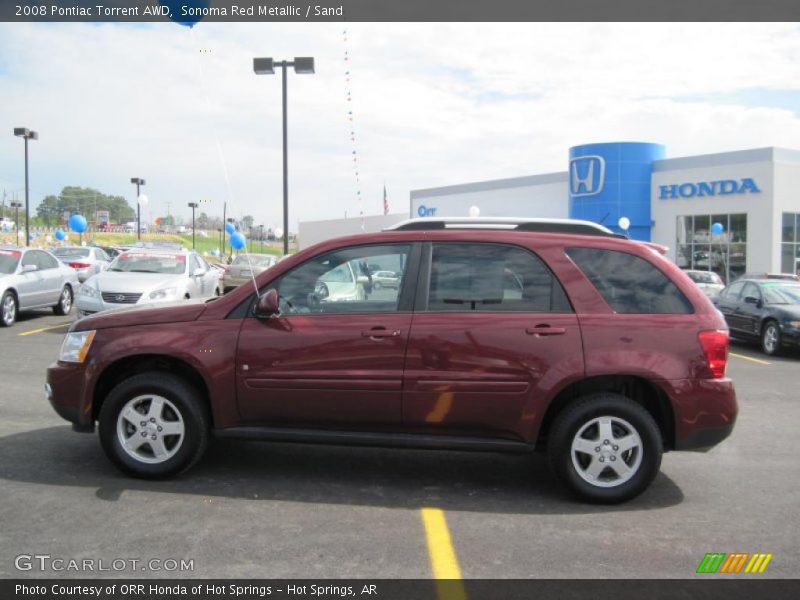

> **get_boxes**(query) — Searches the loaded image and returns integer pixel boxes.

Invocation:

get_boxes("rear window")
[687,271,722,284]
[567,247,693,314]
[54,247,90,258]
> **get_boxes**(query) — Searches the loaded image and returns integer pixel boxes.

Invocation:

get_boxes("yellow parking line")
[729,352,771,366]
[421,508,466,600]
[17,322,71,337]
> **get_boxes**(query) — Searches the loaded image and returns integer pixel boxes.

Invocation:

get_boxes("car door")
[17,250,46,308]
[737,282,764,335]
[715,281,746,332]
[235,243,418,426]
[35,251,64,305]
[402,242,583,440]
[197,254,219,297]
[186,254,203,297]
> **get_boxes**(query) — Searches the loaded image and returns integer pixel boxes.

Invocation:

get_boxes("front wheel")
[53,285,73,315]
[1,291,17,327]
[547,393,662,504]
[761,321,782,356]
[98,372,209,478]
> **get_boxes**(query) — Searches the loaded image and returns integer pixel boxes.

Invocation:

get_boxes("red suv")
[47,218,736,503]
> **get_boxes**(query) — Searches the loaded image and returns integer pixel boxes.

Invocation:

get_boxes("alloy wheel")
[116,395,186,465]
[570,416,643,488]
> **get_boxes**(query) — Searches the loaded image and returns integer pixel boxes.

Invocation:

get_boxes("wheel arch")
[92,354,211,422]
[536,375,676,451]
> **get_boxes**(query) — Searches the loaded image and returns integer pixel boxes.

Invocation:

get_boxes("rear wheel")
[761,321,782,356]
[98,372,209,478]
[1,291,17,327]
[53,285,73,315]
[547,393,662,504]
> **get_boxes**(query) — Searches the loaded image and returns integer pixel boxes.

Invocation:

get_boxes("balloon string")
[343,29,364,230]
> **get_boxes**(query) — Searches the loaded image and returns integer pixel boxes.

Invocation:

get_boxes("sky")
[1,22,800,230]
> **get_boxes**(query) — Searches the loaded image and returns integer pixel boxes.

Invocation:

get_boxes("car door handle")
[362,329,401,338]
[526,325,566,336]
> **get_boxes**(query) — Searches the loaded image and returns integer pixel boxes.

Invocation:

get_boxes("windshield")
[54,247,90,258]
[0,250,21,274]
[687,271,721,284]
[109,252,186,275]
[233,255,274,267]
[762,283,800,304]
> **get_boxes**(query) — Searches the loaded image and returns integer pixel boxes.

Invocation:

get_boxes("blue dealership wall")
[568,142,665,241]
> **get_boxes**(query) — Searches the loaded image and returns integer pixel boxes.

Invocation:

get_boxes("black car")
[712,278,800,355]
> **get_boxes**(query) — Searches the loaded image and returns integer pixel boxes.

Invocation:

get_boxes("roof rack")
[385,217,623,238]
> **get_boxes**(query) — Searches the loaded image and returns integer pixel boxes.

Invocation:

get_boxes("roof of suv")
[386,217,622,237]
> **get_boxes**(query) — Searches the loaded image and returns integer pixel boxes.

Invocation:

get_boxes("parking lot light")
[253,56,315,256]
[13,127,38,247]
[130,178,146,240]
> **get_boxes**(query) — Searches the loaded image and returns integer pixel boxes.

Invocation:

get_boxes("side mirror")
[21,264,37,273]
[744,296,761,307]
[192,267,207,277]
[255,288,280,318]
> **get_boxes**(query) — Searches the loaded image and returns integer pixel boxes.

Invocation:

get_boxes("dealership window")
[781,213,800,274]
[676,213,747,283]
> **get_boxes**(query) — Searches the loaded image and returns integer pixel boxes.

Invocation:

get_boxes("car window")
[427,243,572,313]
[189,255,201,273]
[274,244,411,315]
[36,251,59,270]
[21,251,36,268]
[741,282,761,301]
[110,252,187,275]
[95,248,110,261]
[687,271,721,284]
[54,247,90,258]
[197,255,210,271]
[567,247,692,314]
[722,281,746,300]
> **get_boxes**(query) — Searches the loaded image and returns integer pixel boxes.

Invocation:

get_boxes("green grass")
[0,231,291,262]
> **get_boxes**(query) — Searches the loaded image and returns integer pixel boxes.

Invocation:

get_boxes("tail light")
[68,262,91,269]
[698,330,729,378]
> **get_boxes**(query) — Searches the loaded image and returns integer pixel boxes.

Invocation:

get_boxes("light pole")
[13,128,38,246]
[259,224,264,253]
[187,202,198,249]
[253,56,315,256]
[10,201,22,246]
[130,177,145,240]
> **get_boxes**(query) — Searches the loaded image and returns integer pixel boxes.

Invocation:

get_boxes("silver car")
[0,246,79,327]
[53,246,111,282]
[684,269,725,298]
[220,253,278,293]
[76,247,221,316]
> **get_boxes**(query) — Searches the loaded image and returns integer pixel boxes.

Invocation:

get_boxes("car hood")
[87,271,183,294]
[770,304,800,318]
[72,299,209,332]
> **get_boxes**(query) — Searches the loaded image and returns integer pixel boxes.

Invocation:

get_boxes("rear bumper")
[662,377,737,451]
[46,361,94,432]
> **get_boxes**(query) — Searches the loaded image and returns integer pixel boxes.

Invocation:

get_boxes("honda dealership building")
[409,142,800,283]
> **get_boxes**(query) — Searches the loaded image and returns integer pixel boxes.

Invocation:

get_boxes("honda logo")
[569,155,606,197]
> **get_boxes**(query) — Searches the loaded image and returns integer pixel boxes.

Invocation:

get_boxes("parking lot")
[0,309,798,579]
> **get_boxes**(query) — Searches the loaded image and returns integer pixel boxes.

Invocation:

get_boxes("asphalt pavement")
[0,309,797,579]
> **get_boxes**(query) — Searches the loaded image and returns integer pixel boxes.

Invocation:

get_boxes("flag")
[383,184,389,215]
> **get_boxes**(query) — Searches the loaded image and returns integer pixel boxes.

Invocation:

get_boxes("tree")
[242,215,255,231]
[36,186,135,227]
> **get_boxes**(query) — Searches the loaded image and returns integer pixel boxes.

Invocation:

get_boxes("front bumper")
[46,360,94,432]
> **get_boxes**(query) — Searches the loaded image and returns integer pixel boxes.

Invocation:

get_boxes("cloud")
[1,22,800,228]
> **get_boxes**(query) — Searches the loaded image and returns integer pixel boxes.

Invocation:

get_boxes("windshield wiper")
[129,269,160,273]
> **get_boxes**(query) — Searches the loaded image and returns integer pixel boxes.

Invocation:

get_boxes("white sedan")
[76,248,221,316]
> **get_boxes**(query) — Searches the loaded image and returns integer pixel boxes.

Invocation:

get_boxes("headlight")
[59,331,96,363]
[148,287,177,300]
[78,283,99,298]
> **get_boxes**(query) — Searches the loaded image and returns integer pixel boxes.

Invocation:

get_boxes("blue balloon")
[55,229,66,241]
[161,0,208,28]
[69,214,88,233]
[225,222,236,235]
[230,232,246,250]
[711,222,724,235]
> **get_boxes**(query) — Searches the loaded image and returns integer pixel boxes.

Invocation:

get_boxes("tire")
[547,393,662,504]
[373,281,382,290]
[98,372,210,478]
[53,285,73,316]
[1,291,17,327]
[761,321,782,356]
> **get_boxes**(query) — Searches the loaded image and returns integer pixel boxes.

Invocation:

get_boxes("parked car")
[47,217,736,504]
[1,246,78,326]
[712,278,800,355]
[75,247,221,317]
[220,253,278,293]
[371,270,401,290]
[96,245,124,260]
[734,272,800,282]
[683,269,725,298]
[53,246,111,282]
